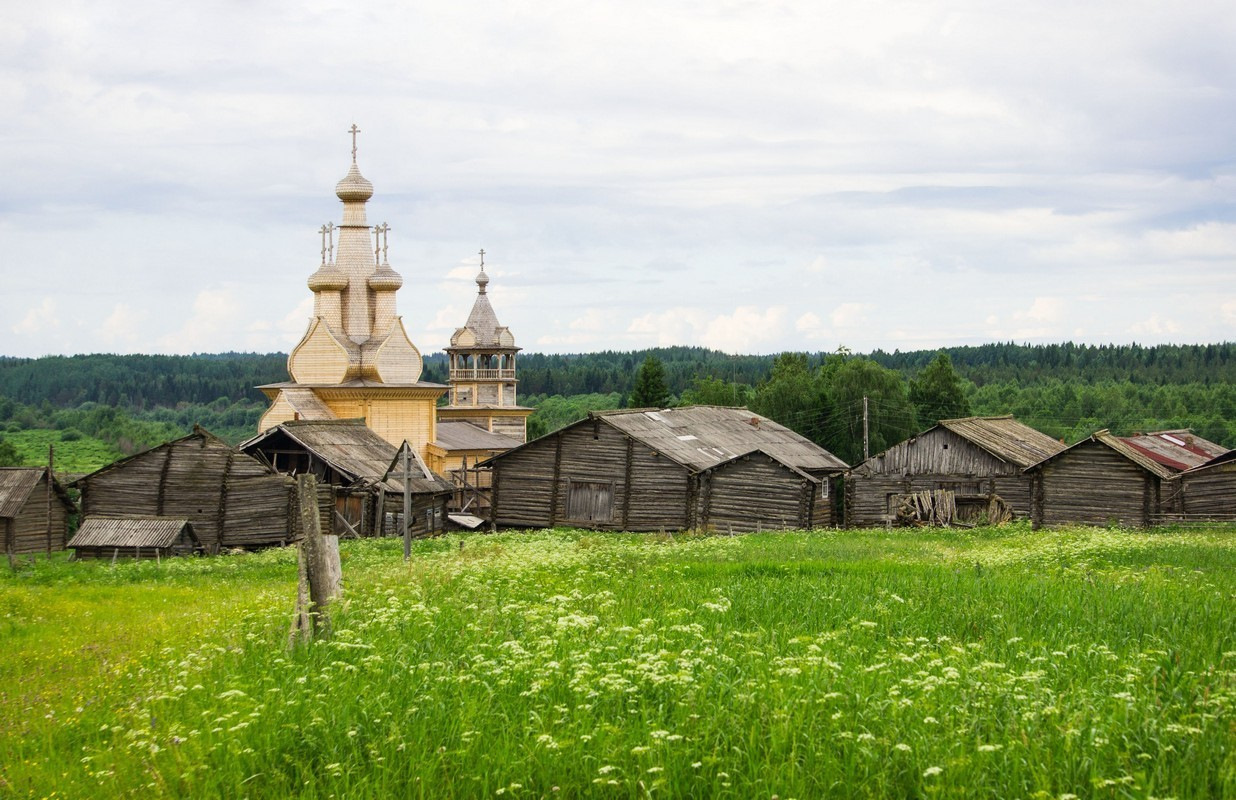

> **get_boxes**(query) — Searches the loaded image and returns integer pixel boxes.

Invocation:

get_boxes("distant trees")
[909,353,971,427]
[628,356,671,409]
[0,435,19,467]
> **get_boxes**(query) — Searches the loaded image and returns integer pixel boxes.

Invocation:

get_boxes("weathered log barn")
[845,416,1065,527]
[1,467,76,556]
[483,406,848,532]
[242,419,453,539]
[1026,429,1226,529]
[68,516,202,560]
[1172,450,1236,522]
[73,427,298,553]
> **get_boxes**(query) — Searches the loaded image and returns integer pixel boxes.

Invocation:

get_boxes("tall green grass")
[1,525,1232,798]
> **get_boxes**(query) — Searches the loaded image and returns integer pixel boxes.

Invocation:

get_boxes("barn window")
[565,479,615,523]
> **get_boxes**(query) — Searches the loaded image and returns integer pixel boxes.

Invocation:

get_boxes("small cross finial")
[348,123,361,162]
[478,248,486,270]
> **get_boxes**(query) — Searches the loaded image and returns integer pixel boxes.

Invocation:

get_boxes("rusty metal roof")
[68,516,198,549]
[1118,430,1228,473]
[938,416,1067,468]
[591,406,848,473]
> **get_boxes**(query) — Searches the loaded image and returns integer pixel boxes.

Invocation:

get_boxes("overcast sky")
[2,1,1234,360]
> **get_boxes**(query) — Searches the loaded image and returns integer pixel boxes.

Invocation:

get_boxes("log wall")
[695,453,817,533]
[1177,462,1236,520]
[79,435,297,552]
[5,473,71,554]
[846,429,1035,527]
[1031,441,1157,529]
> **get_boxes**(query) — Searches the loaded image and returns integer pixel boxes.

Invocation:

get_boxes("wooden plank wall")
[8,473,70,554]
[862,428,1022,477]
[491,422,693,531]
[696,454,813,533]
[1032,441,1155,529]
[80,435,297,552]
[1177,463,1236,520]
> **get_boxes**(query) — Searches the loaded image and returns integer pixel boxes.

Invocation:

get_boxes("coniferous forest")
[0,342,1233,471]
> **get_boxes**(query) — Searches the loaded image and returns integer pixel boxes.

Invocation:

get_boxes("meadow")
[1,524,1232,798]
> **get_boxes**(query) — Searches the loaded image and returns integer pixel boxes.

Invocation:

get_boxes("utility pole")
[862,396,870,462]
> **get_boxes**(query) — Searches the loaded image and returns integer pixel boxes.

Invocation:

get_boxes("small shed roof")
[0,467,75,518]
[433,421,523,452]
[280,387,338,421]
[244,420,452,495]
[937,416,1067,468]
[1028,430,1176,479]
[1118,430,1228,473]
[68,516,198,549]
[696,448,821,483]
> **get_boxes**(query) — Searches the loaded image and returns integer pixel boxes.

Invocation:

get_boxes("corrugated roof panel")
[69,516,195,549]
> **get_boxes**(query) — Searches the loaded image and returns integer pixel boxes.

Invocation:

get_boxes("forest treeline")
[0,342,1233,469]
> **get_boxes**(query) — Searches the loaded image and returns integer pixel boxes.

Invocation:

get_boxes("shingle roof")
[68,516,198,549]
[938,416,1067,468]
[592,406,848,473]
[433,421,523,452]
[281,388,338,421]
[1028,430,1177,479]
[0,467,74,518]
[243,420,453,495]
[0,468,44,518]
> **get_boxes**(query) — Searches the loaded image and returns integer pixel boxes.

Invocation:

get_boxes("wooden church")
[258,126,448,463]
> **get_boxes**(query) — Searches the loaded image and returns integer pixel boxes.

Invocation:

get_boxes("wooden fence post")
[290,474,342,645]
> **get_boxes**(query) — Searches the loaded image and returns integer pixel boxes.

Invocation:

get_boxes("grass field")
[1,524,1233,798]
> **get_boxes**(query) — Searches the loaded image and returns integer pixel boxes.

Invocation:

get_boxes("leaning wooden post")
[292,474,342,643]
[402,444,412,561]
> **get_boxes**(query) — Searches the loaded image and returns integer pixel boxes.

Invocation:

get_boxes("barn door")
[566,479,614,523]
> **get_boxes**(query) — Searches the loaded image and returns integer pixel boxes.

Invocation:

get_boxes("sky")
[2,1,1234,360]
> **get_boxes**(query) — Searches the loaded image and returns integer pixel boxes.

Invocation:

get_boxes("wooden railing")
[450,368,515,380]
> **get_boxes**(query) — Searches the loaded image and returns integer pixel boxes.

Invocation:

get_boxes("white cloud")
[1129,314,1181,337]
[830,303,874,329]
[12,297,59,335]
[99,303,144,350]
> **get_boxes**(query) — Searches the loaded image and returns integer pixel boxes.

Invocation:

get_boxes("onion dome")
[475,268,489,293]
[368,264,404,291]
[335,161,374,203]
[308,263,347,291]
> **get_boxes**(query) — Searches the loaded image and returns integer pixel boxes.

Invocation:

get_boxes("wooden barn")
[242,420,454,539]
[845,416,1066,527]
[1172,450,1236,522]
[1025,429,1224,529]
[73,426,298,553]
[1,467,76,557]
[68,516,202,560]
[483,406,848,533]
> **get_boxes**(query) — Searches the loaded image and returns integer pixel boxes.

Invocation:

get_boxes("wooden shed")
[1,467,76,557]
[242,420,454,539]
[1171,450,1236,522]
[846,416,1066,527]
[1028,430,1173,529]
[73,426,298,553]
[484,406,848,533]
[68,516,202,560]
[427,421,524,515]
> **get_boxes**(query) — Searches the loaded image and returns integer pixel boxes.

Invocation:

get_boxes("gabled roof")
[695,448,822,484]
[0,467,75,518]
[1184,448,1236,474]
[243,420,452,495]
[486,406,848,473]
[1028,430,1176,480]
[937,416,1066,468]
[1118,430,1228,473]
[72,426,250,487]
[433,421,523,453]
[68,516,199,549]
